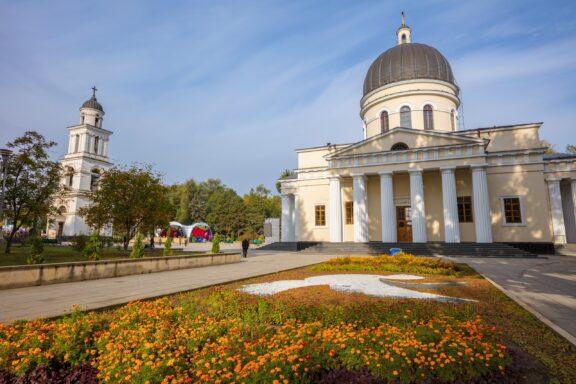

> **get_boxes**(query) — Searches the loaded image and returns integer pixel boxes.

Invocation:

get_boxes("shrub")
[27,237,45,265]
[70,235,88,251]
[83,232,102,261]
[130,233,145,258]
[163,234,173,256]
[211,234,220,254]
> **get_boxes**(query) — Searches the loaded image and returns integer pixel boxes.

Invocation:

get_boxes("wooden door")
[396,206,412,242]
[57,222,64,237]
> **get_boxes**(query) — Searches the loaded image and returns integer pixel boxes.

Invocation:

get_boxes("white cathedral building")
[48,88,113,238]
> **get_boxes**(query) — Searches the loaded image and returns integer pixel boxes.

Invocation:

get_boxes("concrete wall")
[0,253,240,290]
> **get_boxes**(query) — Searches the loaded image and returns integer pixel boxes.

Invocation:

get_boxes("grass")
[0,244,195,267]
[0,254,574,383]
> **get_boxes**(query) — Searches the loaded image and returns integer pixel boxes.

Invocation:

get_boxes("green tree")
[27,236,45,264]
[84,232,102,261]
[566,145,576,154]
[3,131,66,253]
[244,185,280,238]
[211,234,220,254]
[539,139,556,155]
[163,232,173,256]
[79,165,172,250]
[276,169,295,194]
[131,232,145,258]
[205,188,246,238]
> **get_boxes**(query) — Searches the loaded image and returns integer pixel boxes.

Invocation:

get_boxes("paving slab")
[0,251,332,324]
[445,255,576,346]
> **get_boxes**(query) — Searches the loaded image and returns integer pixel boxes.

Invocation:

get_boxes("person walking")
[241,238,250,258]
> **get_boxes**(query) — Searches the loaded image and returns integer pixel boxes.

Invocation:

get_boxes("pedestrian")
[242,238,249,258]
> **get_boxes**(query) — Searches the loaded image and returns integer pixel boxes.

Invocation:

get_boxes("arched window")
[450,110,455,131]
[380,111,389,133]
[423,104,434,130]
[95,117,99,127]
[90,168,100,191]
[401,34,406,44]
[58,206,67,215]
[66,167,74,187]
[400,106,412,128]
[94,136,99,154]
[391,142,409,151]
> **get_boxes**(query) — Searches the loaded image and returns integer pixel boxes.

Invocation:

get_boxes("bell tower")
[52,87,114,237]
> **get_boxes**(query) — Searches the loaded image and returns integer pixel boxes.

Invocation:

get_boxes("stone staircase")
[261,242,537,258]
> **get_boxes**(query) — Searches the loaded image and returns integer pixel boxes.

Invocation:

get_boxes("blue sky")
[1,0,575,194]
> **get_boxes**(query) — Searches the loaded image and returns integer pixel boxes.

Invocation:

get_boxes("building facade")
[279,18,576,248]
[48,89,113,237]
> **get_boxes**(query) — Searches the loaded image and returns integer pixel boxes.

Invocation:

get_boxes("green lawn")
[0,245,196,267]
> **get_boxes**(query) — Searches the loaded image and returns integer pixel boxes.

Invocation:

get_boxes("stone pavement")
[0,251,332,324]
[445,255,576,345]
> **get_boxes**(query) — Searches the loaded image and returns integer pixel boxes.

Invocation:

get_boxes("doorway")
[396,206,412,242]
[57,222,64,237]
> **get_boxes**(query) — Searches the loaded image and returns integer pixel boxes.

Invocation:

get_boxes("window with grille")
[391,142,409,151]
[423,104,434,130]
[380,111,389,133]
[400,106,412,128]
[315,205,326,226]
[345,201,354,224]
[503,197,522,224]
[457,196,473,223]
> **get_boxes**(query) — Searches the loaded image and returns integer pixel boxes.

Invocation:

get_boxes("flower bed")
[0,254,573,383]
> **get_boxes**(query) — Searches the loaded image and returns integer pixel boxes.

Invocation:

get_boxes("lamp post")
[0,149,12,238]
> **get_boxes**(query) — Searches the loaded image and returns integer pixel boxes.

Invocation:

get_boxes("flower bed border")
[0,253,241,290]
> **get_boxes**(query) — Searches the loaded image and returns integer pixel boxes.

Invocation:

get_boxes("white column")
[281,194,294,242]
[571,178,576,235]
[103,140,109,157]
[83,134,90,153]
[293,194,300,241]
[409,169,427,243]
[379,172,396,242]
[471,165,493,243]
[547,178,566,244]
[441,167,460,243]
[352,173,369,242]
[329,176,343,242]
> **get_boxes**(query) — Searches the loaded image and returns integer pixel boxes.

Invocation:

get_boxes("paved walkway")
[445,255,576,345]
[0,251,332,324]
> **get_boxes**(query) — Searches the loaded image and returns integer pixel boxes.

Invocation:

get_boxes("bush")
[83,232,102,261]
[71,235,88,251]
[163,234,173,256]
[211,234,220,254]
[26,237,45,265]
[130,233,145,258]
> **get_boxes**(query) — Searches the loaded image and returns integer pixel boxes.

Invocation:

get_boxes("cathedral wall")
[463,125,542,152]
[486,166,553,243]
[367,176,382,241]
[455,169,475,242]
[297,147,332,169]
[295,181,330,242]
[423,172,445,241]
[342,178,354,242]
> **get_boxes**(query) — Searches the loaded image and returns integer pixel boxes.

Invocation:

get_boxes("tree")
[84,232,102,261]
[276,169,295,194]
[244,185,280,238]
[3,131,66,253]
[79,165,173,250]
[131,232,144,258]
[566,145,576,154]
[163,232,173,256]
[205,188,246,238]
[539,139,556,155]
[211,234,220,254]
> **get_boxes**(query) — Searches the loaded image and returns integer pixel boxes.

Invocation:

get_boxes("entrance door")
[396,206,412,242]
[57,222,64,237]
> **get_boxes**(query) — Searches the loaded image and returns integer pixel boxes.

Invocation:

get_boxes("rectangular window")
[345,201,354,224]
[503,197,522,224]
[315,205,326,226]
[457,196,473,223]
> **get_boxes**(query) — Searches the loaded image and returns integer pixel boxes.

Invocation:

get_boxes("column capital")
[378,171,394,177]
[408,168,423,175]
[470,164,489,172]
[440,166,456,174]
[329,174,341,180]
[350,172,366,179]
[546,177,561,183]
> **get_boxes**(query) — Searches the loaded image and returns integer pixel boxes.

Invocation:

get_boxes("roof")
[543,153,576,160]
[80,96,104,112]
[363,43,456,96]
[455,122,543,134]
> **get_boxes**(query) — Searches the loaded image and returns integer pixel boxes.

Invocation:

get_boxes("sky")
[1,0,575,195]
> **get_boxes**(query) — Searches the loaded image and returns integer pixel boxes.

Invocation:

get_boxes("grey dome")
[363,43,457,96]
[80,96,104,112]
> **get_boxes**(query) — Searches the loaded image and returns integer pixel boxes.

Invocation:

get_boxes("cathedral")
[47,88,113,238]
[279,16,576,250]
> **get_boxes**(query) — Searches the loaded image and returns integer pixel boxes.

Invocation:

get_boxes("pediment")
[326,128,486,159]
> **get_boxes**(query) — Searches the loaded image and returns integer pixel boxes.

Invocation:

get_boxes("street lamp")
[0,148,12,237]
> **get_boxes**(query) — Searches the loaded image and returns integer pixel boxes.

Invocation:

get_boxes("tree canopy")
[2,131,65,253]
[79,165,172,250]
